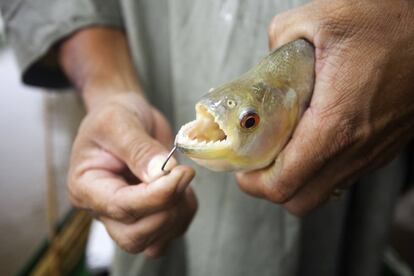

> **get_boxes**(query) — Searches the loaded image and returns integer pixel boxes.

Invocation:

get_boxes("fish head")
[175,39,315,171]
[175,80,298,171]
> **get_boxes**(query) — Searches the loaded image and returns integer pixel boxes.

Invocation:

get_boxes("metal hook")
[161,145,177,172]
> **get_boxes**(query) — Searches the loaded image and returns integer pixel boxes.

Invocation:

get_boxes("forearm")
[58,27,143,111]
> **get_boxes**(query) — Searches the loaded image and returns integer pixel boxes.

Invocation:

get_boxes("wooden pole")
[42,93,61,276]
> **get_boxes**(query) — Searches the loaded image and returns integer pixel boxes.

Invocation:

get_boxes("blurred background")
[0,14,414,276]
[0,16,110,275]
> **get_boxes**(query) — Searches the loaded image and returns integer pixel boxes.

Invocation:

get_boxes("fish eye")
[240,110,260,129]
[227,99,236,108]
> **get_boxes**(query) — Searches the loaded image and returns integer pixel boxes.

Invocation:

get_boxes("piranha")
[175,39,315,172]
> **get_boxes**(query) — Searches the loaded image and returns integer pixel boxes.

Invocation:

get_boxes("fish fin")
[252,82,288,95]
[284,89,298,108]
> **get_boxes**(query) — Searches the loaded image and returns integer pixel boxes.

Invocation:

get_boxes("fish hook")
[161,145,177,172]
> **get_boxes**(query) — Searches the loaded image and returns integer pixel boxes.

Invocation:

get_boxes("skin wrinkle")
[110,188,140,223]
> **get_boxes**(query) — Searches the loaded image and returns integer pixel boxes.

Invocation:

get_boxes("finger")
[281,134,403,216]
[112,166,195,219]
[117,131,178,183]
[268,3,319,50]
[282,170,352,216]
[93,107,178,183]
[68,168,127,216]
[143,187,197,242]
[236,155,283,199]
[101,209,173,254]
[144,188,197,258]
[144,238,170,258]
[73,165,194,221]
[283,180,335,217]
[103,187,196,255]
[283,171,337,217]
[237,108,344,204]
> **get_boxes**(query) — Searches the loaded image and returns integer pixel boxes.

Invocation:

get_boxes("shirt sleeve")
[1,0,123,88]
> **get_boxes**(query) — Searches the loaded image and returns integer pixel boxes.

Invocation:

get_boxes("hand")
[236,0,414,216]
[68,92,197,256]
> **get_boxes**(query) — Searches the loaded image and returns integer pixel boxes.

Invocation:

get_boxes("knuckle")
[118,228,148,254]
[127,139,154,169]
[67,177,86,209]
[107,201,134,222]
[354,147,378,173]
[160,211,175,229]
[106,203,125,220]
[119,237,146,254]
[68,192,81,208]
[188,203,198,220]
[285,204,308,217]
[154,187,177,208]
[180,213,194,235]
[93,104,120,132]
[360,151,376,168]
[319,1,355,34]
[321,14,354,40]
[267,18,277,41]
[314,112,358,160]
[92,101,142,138]
[267,14,286,46]
[235,174,249,190]
[264,182,292,204]
[185,188,198,218]
[268,11,289,35]
[332,121,355,151]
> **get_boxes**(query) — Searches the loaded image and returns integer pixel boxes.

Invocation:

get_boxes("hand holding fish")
[61,28,197,256]
[236,0,414,215]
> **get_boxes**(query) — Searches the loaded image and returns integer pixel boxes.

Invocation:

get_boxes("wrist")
[81,78,144,112]
[58,27,144,112]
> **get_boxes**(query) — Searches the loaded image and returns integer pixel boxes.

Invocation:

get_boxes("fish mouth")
[175,104,231,154]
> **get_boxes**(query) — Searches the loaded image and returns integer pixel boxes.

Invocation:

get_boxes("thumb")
[267,3,318,50]
[97,113,178,183]
[120,131,178,183]
[236,109,329,203]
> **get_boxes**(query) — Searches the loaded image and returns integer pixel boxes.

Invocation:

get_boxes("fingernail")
[147,154,177,182]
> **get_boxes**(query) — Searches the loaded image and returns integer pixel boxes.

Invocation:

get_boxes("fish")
[174,39,315,172]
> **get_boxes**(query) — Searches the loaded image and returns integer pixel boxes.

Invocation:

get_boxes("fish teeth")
[176,130,230,149]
